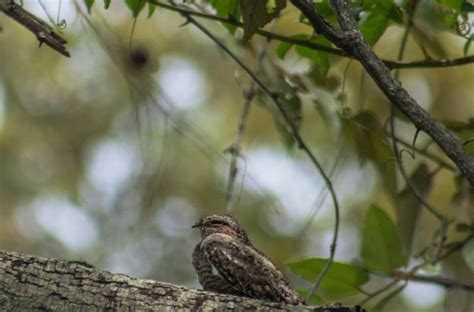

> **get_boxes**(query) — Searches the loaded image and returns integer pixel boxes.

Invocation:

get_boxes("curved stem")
[146,0,474,70]
[173,9,340,304]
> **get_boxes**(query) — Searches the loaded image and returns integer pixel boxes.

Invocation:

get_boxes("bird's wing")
[200,233,302,304]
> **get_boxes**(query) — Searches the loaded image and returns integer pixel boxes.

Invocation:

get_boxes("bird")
[192,214,304,305]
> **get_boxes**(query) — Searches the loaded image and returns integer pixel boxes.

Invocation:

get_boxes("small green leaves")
[240,0,286,42]
[438,0,465,11]
[342,112,397,201]
[356,0,403,46]
[207,0,241,33]
[276,35,332,75]
[104,0,111,9]
[361,205,408,273]
[462,237,474,271]
[288,258,369,299]
[359,13,390,46]
[84,0,95,13]
[125,0,146,18]
[295,39,331,76]
[396,164,434,254]
[213,0,240,16]
[148,3,157,18]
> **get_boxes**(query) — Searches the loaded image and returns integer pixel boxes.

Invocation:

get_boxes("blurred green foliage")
[0,0,474,311]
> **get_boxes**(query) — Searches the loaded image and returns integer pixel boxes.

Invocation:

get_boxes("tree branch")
[0,0,70,57]
[291,0,474,186]
[393,271,474,291]
[0,250,363,311]
[178,12,340,304]
[146,1,474,70]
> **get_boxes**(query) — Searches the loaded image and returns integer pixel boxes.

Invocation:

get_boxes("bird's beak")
[191,222,201,229]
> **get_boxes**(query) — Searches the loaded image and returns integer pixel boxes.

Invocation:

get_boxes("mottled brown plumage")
[192,214,304,305]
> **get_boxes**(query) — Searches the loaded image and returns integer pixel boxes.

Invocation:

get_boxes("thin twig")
[225,87,254,213]
[74,0,287,215]
[169,9,340,303]
[390,134,456,172]
[392,271,474,291]
[0,0,70,57]
[294,0,474,185]
[225,44,266,213]
[359,279,402,306]
[389,0,449,259]
[145,0,474,70]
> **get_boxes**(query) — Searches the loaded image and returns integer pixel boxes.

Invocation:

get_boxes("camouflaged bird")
[192,214,304,305]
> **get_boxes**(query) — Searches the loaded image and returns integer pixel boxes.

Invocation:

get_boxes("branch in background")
[384,55,474,69]
[0,0,70,57]
[168,8,340,303]
[292,0,474,186]
[225,43,266,213]
[391,134,457,172]
[147,1,474,70]
[225,84,254,213]
[392,271,474,291]
[368,235,474,291]
[0,249,364,311]
[389,0,449,251]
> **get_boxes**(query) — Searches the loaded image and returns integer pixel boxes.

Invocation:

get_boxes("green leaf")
[276,41,293,59]
[274,94,302,149]
[125,0,146,18]
[210,0,241,34]
[295,37,331,76]
[313,90,341,137]
[396,164,434,255]
[373,283,407,311]
[361,205,408,273]
[288,258,369,300]
[275,34,309,59]
[103,0,111,9]
[343,112,397,201]
[148,3,157,18]
[359,13,390,46]
[461,1,474,12]
[240,0,286,42]
[84,0,95,13]
[296,289,325,305]
[214,0,239,16]
[313,1,333,17]
[462,237,474,272]
[438,0,464,10]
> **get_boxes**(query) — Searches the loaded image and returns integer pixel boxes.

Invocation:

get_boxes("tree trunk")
[0,250,364,311]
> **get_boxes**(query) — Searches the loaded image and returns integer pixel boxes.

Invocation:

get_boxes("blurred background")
[0,1,473,311]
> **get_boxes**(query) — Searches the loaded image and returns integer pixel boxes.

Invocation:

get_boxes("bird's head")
[192,214,251,243]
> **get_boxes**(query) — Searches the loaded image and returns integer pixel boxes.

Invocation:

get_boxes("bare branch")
[291,0,474,185]
[166,8,340,303]
[146,1,474,70]
[0,0,70,57]
[0,249,364,311]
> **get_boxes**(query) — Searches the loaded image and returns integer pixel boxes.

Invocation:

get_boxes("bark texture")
[0,0,69,57]
[291,0,474,185]
[0,250,364,312]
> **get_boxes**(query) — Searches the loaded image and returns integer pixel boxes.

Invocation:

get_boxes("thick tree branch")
[147,1,474,70]
[291,0,474,185]
[0,0,70,57]
[0,250,363,311]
